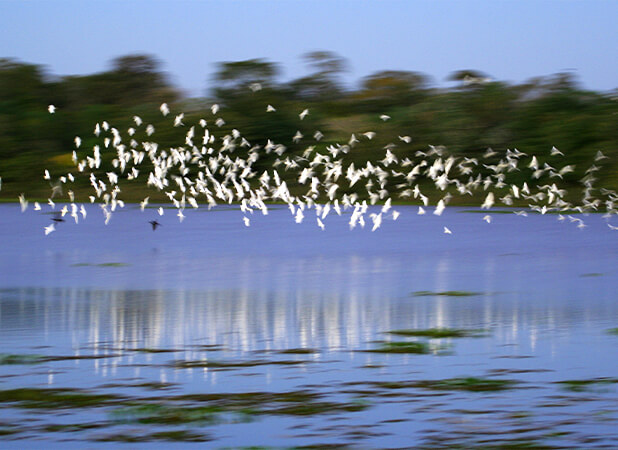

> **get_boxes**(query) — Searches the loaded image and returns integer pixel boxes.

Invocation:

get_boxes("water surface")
[0,204,617,447]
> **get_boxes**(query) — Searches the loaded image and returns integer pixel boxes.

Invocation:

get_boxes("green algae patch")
[556,378,618,392]
[269,400,367,416]
[96,430,211,442]
[386,328,489,338]
[0,353,123,365]
[112,390,369,421]
[0,428,19,436]
[412,290,483,297]
[131,348,182,353]
[43,422,106,433]
[365,341,430,354]
[0,387,124,409]
[112,404,223,425]
[71,262,130,267]
[277,348,318,354]
[43,353,123,362]
[606,328,618,335]
[0,353,48,365]
[172,359,310,369]
[364,377,517,392]
[98,381,177,391]
[415,377,517,392]
[149,430,211,442]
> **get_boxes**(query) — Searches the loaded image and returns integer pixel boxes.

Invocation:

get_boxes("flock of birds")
[8,98,618,235]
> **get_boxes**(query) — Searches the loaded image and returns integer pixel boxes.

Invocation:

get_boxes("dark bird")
[149,220,161,231]
[51,212,65,223]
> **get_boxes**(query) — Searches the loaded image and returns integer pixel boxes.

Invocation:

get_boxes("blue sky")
[1,0,616,96]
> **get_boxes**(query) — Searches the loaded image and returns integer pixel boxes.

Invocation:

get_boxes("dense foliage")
[0,53,615,201]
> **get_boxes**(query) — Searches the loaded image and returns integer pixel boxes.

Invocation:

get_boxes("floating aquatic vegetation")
[364,376,517,392]
[142,391,367,418]
[130,348,182,353]
[97,381,178,391]
[386,328,490,338]
[412,290,483,297]
[276,348,318,354]
[580,273,604,277]
[112,404,223,425]
[361,364,384,369]
[606,328,618,335]
[71,262,130,267]
[187,344,225,351]
[556,378,618,392]
[445,438,562,449]
[269,399,368,416]
[364,341,431,354]
[0,428,19,436]
[95,430,211,443]
[0,385,370,428]
[171,359,310,369]
[0,353,48,365]
[0,388,124,409]
[414,377,517,392]
[0,353,122,365]
[42,423,106,433]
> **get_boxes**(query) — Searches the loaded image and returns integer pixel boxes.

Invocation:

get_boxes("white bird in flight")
[362,131,376,140]
[29,100,612,236]
[19,194,28,212]
[433,199,445,216]
[550,146,564,156]
[174,113,184,127]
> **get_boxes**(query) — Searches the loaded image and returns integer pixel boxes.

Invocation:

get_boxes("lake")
[0,203,617,447]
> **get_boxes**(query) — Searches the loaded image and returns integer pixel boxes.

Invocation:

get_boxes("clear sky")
[1,0,616,96]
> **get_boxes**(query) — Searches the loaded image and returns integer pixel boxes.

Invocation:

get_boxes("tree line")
[0,51,615,200]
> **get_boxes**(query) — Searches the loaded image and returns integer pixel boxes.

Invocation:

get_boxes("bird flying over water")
[51,212,65,223]
[149,220,161,231]
[22,100,616,237]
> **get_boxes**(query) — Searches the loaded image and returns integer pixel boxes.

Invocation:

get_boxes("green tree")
[354,70,430,112]
[288,51,348,102]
